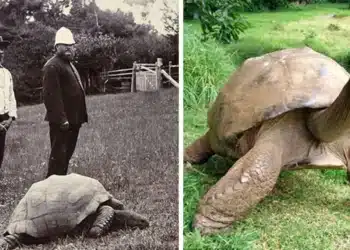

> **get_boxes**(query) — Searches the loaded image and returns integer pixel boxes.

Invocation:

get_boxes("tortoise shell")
[4,173,113,238]
[208,47,350,140]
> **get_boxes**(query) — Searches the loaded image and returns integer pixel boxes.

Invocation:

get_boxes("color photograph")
[183,1,350,249]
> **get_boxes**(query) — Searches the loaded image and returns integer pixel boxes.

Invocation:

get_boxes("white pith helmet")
[54,27,75,46]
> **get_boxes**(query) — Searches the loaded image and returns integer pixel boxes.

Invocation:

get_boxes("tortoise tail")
[0,234,21,250]
[87,205,114,238]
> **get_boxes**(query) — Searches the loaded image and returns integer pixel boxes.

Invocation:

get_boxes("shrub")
[185,0,250,44]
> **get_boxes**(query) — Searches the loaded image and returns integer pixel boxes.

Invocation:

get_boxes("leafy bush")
[185,0,251,43]
[264,0,290,10]
[245,0,290,11]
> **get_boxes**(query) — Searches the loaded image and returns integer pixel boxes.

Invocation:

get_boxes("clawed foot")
[192,214,232,235]
[0,237,17,250]
[184,162,207,176]
[0,238,8,250]
[184,162,194,172]
[88,205,114,238]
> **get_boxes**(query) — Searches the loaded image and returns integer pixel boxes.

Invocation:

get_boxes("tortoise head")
[112,210,150,230]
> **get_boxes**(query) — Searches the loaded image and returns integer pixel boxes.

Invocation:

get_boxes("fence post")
[168,61,172,88]
[101,69,106,93]
[131,61,137,92]
[155,58,163,89]
[169,61,172,77]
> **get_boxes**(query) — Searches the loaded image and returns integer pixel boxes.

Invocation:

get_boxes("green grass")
[184,3,350,250]
[184,3,350,110]
[0,88,178,249]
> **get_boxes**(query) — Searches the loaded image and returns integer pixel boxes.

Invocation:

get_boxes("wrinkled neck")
[307,79,350,142]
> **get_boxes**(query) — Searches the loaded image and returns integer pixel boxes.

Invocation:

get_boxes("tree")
[162,0,178,63]
[1,0,178,104]
[162,0,178,36]
[5,22,56,104]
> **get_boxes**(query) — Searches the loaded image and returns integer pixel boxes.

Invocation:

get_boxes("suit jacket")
[42,55,88,125]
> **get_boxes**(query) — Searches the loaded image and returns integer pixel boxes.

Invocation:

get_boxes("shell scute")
[5,173,113,238]
[208,47,350,140]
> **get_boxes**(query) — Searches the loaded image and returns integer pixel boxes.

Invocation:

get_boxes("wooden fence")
[37,58,178,101]
[100,58,179,93]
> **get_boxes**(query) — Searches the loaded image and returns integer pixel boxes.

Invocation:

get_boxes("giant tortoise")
[0,173,149,249]
[185,47,350,235]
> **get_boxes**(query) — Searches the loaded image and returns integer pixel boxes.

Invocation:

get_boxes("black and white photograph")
[0,0,179,249]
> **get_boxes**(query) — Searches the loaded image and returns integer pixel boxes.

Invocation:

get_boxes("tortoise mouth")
[125,216,150,229]
[128,219,149,230]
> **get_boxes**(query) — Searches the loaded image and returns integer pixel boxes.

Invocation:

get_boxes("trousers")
[46,123,81,178]
[0,113,9,169]
[0,129,6,169]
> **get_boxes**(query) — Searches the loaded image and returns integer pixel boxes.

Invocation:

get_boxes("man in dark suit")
[42,27,88,178]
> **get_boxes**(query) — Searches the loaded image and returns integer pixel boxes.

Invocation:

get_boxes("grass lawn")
[0,88,179,249]
[184,3,350,250]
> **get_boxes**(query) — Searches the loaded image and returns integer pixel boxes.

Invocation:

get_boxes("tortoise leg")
[111,210,149,230]
[87,205,115,238]
[193,140,285,234]
[0,233,51,249]
[185,131,214,164]
[105,197,124,210]
[0,234,22,249]
[193,112,314,235]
